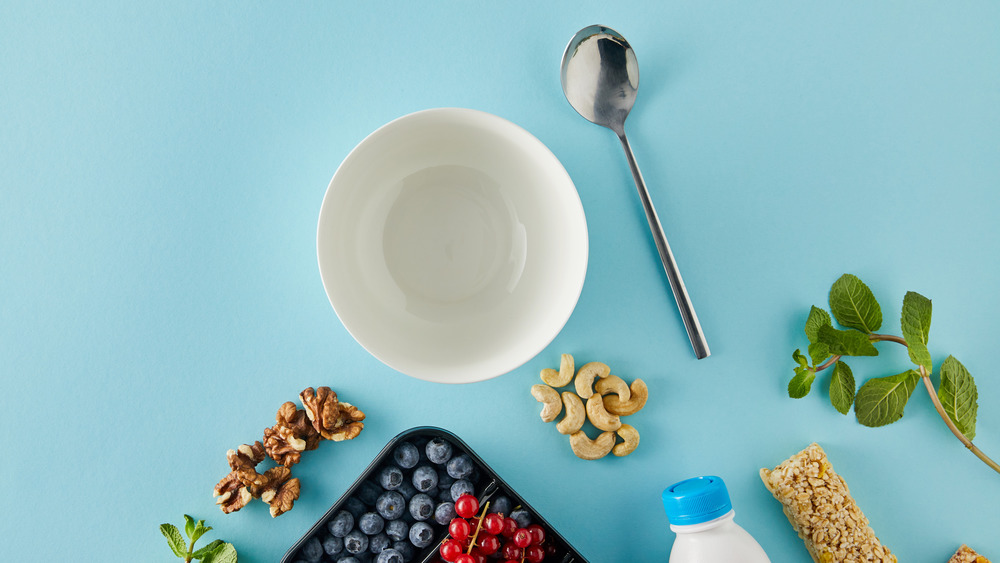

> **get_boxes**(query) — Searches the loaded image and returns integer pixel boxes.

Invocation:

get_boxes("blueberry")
[436,487,453,504]
[369,532,391,554]
[376,548,404,563]
[385,518,409,542]
[358,480,382,505]
[344,497,367,519]
[446,454,474,479]
[392,443,419,469]
[408,493,434,521]
[359,512,385,535]
[344,530,369,554]
[425,438,453,464]
[396,481,417,501]
[328,510,355,538]
[336,558,361,563]
[323,534,344,556]
[299,537,323,561]
[436,471,455,488]
[510,508,532,528]
[378,465,404,490]
[487,495,512,516]
[434,502,457,525]
[375,490,406,520]
[391,541,415,562]
[411,465,438,492]
[408,521,434,548]
[449,479,474,501]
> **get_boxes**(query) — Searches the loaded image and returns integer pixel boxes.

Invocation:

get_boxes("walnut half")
[263,477,301,518]
[213,471,252,514]
[263,424,307,466]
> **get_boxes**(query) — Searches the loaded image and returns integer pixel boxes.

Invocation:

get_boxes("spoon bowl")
[561,25,710,359]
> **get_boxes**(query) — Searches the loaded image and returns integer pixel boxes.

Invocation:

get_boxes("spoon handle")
[618,133,710,359]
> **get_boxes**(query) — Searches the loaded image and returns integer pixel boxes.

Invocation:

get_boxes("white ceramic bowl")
[317,108,588,383]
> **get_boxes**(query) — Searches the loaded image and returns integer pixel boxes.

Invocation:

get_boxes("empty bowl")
[317,108,588,383]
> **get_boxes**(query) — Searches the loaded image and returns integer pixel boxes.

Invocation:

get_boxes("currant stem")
[466,501,490,555]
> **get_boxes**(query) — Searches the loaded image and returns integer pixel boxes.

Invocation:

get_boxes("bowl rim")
[316,107,588,383]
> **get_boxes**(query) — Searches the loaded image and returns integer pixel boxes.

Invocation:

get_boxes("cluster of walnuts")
[212,386,366,517]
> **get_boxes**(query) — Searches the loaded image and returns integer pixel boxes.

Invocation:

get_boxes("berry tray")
[281,426,589,563]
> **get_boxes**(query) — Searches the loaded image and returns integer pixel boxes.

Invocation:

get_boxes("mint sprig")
[788,273,999,475]
[160,515,238,563]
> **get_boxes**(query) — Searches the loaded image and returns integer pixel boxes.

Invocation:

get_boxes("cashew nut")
[594,375,630,402]
[574,361,611,399]
[586,393,622,431]
[612,424,640,457]
[556,392,585,435]
[602,378,648,416]
[531,384,562,422]
[540,354,575,388]
[569,430,616,460]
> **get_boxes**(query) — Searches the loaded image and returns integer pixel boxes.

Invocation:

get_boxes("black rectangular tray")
[281,426,589,563]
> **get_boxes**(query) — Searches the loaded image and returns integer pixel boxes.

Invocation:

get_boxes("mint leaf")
[804,306,832,343]
[817,325,878,357]
[191,523,211,546]
[191,540,224,560]
[808,342,830,366]
[789,368,816,399]
[900,291,933,372]
[829,361,856,414]
[938,356,978,440]
[184,515,196,540]
[203,543,237,563]
[829,274,882,333]
[160,523,187,559]
[855,370,920,427]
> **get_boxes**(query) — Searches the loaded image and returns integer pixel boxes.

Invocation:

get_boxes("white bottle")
[662,475,770,563]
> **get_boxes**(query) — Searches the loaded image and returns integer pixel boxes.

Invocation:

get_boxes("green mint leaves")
[939,356,979,440]
[855,370,920,427]
[829,274,882,333]
[901,291,933,372]
[161,515,237,563]
[786,274,993,474]
[829,361,855,415]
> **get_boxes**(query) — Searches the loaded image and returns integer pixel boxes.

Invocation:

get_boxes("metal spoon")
[561,25,710,359]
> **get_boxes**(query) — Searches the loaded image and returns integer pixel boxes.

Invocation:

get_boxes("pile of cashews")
[531,354,647,460]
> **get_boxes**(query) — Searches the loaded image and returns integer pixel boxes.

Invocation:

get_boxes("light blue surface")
[2,2,999,561]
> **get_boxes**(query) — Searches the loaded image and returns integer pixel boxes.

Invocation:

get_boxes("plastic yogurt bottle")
[662,475,770,563]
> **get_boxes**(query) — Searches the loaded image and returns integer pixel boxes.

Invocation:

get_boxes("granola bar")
[760,443,896,563]
[948,545,991,563]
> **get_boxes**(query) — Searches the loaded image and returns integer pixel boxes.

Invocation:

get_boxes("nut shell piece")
[594,375,630,402]
[612,424,640,457]
[556,391,585,435]
[531,384,562,422]
[540,354,575,388]
[569,430,615,460]
[574,362,611,399]
[586,393,622,431]
[602,378,648,416]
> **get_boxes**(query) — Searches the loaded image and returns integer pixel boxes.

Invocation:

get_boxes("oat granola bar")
[948,545,991,563]
[760,443,896,563]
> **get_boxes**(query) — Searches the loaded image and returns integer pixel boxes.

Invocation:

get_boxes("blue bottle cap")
[662,475,733,526]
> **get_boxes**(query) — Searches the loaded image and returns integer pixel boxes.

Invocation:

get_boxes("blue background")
[2,2,998,561]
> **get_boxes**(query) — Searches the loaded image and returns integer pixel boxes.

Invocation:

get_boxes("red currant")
[513,528,532,548]
[453,554,475,563]
[449,517,472,541]
[525,544,545,563]
[527,524,546,545]
[483,513,505,535]
[477,533,500,555]
[501,517,518,537]
[500,542,522,560]
[455,495,479,518]
[440,539,463,562]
